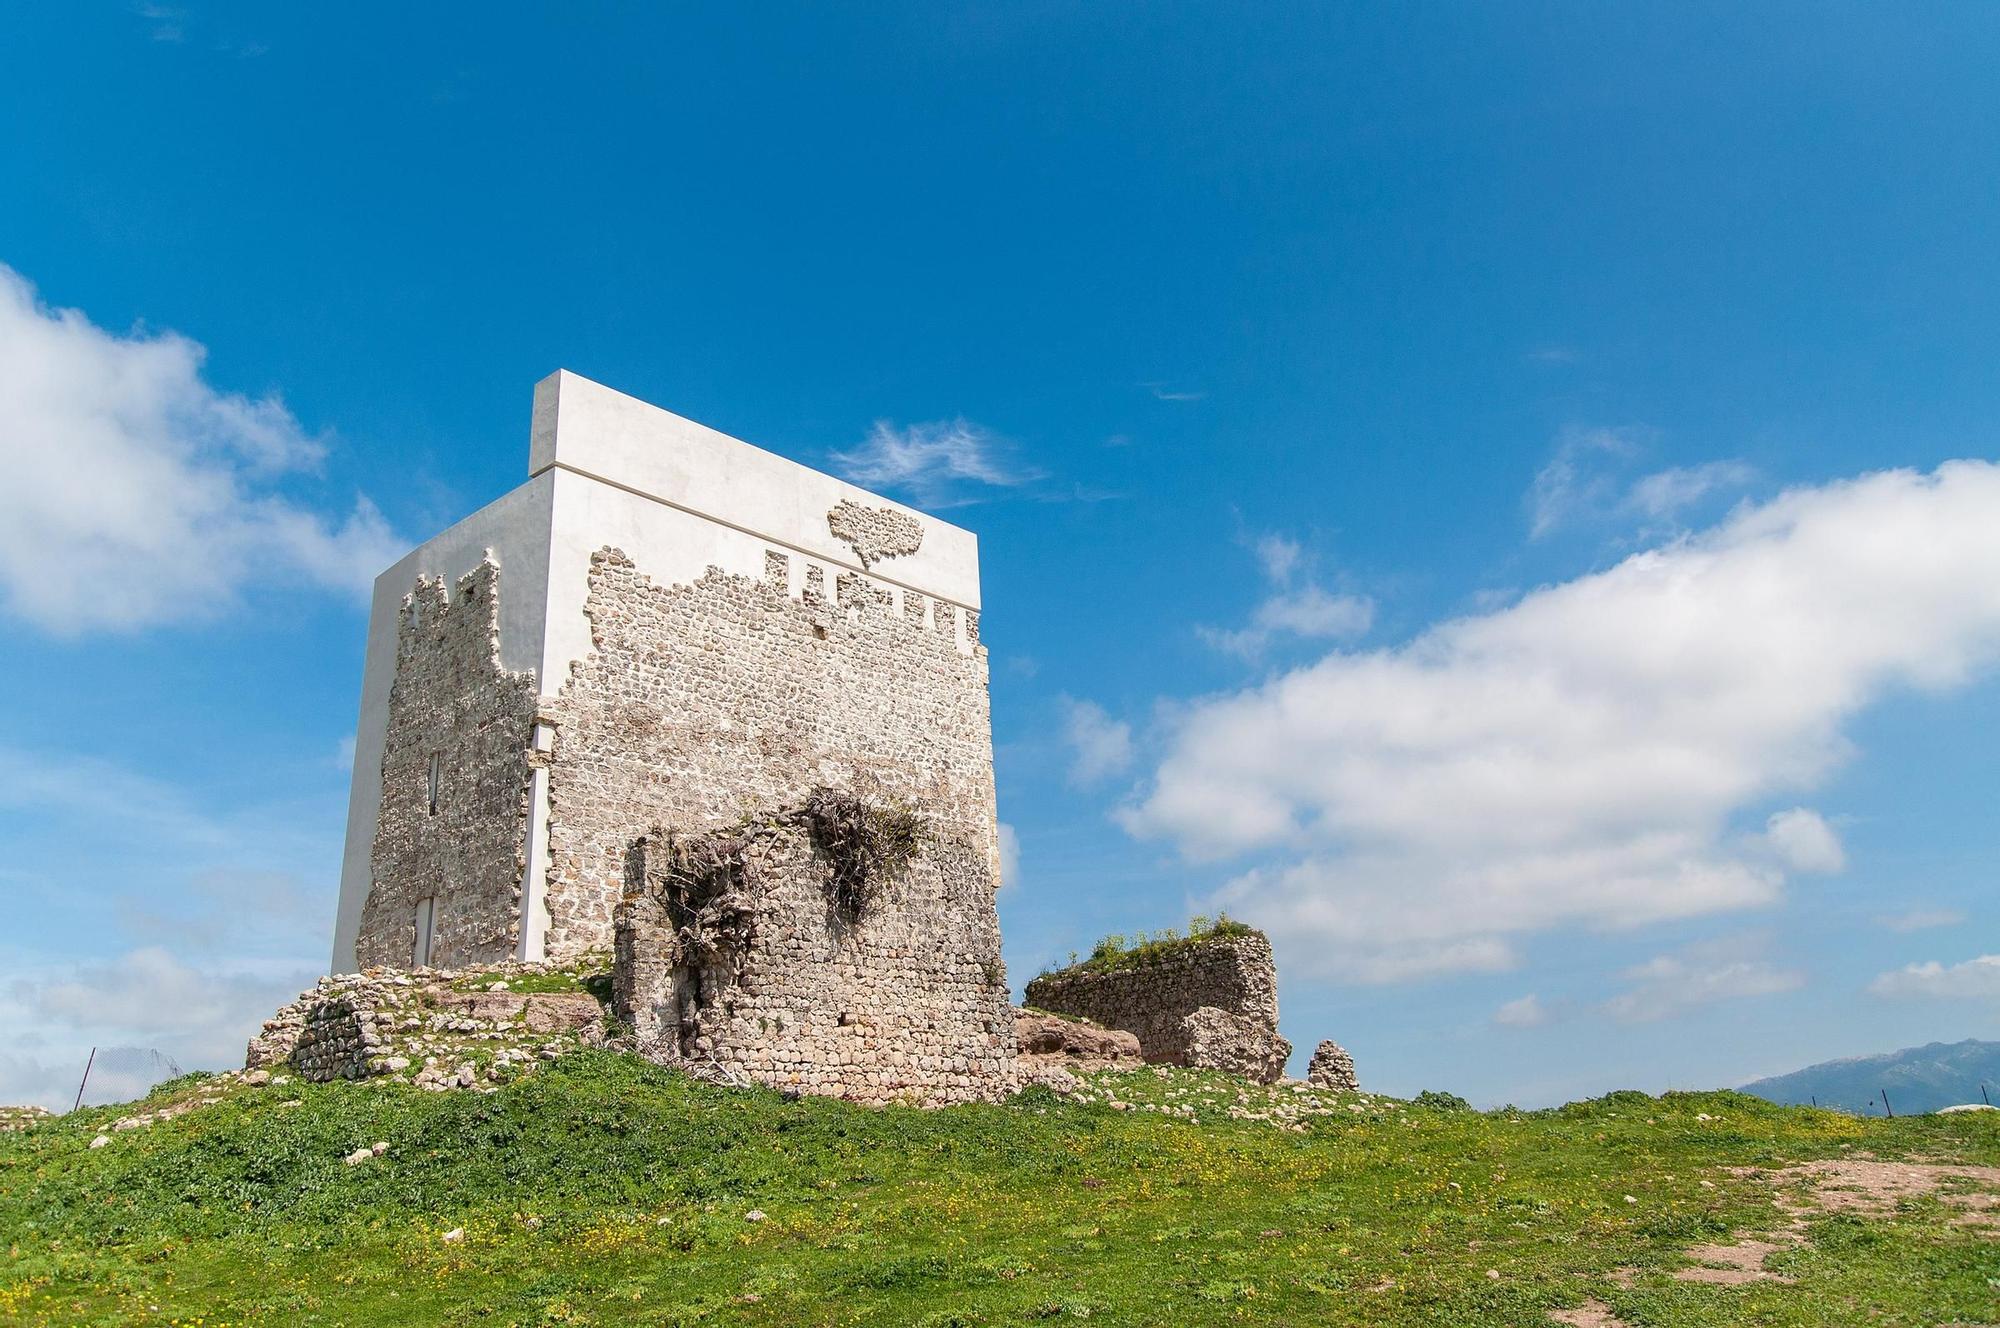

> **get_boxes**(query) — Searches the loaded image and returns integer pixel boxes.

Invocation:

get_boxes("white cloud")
[1868,954,2000,1000]
[1202,531,1375,660]
[1602,936,1803,1023]
[1762,808,1846,874]
[0,264,403,634]
[1876,907,1967,933]
[997,821,1020,892]
[1061,697,1134,786]
[1493,994,1550,1028]
[828,418,1042,508]
[1124,462,2000,981]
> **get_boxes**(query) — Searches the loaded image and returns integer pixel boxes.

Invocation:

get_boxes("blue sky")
[3,3,1997,1110]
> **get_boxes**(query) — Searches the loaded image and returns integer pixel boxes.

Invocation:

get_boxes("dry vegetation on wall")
[796,786,926,923]
[1048,915,1259,977]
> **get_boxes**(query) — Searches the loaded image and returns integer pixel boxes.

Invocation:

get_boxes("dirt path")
[1547,1154,2000,1325]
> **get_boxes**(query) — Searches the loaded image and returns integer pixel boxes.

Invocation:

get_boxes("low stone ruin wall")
[1024,929,1293,1084]
[247,964,604,1092]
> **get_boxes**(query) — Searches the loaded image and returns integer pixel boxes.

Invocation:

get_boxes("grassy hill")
[3,1051,1997,1326]
[1740,1038,2000,1116]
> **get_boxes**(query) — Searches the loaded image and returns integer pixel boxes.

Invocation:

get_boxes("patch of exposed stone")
[827,499,924,569]
[0,1105,51,1133]
[1025,929,1295,1085]
[613,787,1016,1106]
[1306,1039,1360,1092]
[247,960,606,1093]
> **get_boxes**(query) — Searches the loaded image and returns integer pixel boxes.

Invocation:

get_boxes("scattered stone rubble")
[0,1105,51,1132]
[247,960,606,1092]
[1025,928,1297,1085]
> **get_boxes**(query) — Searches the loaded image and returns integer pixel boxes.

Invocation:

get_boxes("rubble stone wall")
[613,796,1014,1105]
[1024,931,1290,1081]
[355,560,539,968]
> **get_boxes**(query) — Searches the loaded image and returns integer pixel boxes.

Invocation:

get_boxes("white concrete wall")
[529,370,980,610]
[328,474,556,973]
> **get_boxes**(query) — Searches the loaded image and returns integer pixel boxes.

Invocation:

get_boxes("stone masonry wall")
[613,794,1015,1105]
[355,560,539,969]
[539,547,997,960]
[1024,931,1292,1083]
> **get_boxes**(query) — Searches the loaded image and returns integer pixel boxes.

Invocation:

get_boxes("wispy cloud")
[134,3,187,42]
[1200,531,1373,660]
[1628,461,1759,522]
[1868,954,2000,1000]
[1493,994,1551,1028]
[1875,908,1967,934]
[1139,381,1205,402]
[828,418,1044,508]
[1602,935,1803,1023]
[1060,697,1134,787]
[0,264,403,634]
[1526,425,1648,538]
[1527,425,1754,539]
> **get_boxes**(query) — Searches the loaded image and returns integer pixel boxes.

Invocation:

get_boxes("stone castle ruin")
[283,372,1353,1105]
[328,371,1008,1103]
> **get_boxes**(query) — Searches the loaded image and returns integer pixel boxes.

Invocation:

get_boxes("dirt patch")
[1743,1159,2000,1227]
[1674,1236,1799,1285]
[1548,1299,1631,1327]
[1670,1158,2000,1288]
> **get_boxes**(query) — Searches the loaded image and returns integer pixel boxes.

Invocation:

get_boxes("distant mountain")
[1741,1039,2000,1116]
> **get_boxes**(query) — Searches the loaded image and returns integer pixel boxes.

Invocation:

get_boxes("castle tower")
[332,372,998,995]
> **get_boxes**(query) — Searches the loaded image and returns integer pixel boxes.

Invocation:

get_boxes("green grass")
[446,954,613,997]
[2,1053,1996,1326]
